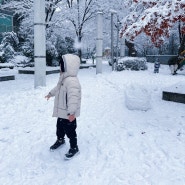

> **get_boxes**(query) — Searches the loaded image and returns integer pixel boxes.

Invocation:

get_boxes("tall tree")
[45,0,63,28]
[58,0,97,60]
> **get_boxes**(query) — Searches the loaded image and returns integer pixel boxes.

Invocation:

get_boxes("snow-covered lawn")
[0,61,185,185]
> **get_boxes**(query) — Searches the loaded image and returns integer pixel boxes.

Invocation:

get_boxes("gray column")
[111,12,114,71]
[116,15,119,68]
[96,12,103,74]
[34,0,46,88]
[120,37,125,57]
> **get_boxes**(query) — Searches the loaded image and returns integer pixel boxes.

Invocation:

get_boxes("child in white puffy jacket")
[45,54,81,160]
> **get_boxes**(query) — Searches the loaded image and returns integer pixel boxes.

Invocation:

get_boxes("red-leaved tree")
[120,0,185,53]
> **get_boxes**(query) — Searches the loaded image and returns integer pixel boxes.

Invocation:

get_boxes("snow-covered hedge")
[117,57,148,71]
[0,32,19,63]
[10,55,33,68]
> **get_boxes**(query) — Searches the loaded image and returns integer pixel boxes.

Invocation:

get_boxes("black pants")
[56,118,77,149]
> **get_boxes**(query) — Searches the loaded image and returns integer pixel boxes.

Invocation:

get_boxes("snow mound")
[125,84,151,111]
[10,55,33,67]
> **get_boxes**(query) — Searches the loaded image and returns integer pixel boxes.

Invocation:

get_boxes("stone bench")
[80,64,96,69]
[18,69,60,75]
[0,75,15,82]
[18,64,96,74]
[162,83,185,104]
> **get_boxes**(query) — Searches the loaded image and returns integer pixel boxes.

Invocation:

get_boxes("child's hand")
[68,115,75,122]
[45,94,51,100]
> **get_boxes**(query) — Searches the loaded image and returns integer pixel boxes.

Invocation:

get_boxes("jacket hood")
[62,54,80,77]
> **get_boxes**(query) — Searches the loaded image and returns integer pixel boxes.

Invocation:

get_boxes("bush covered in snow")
[10,55,33,68]
[0,32,19,63]
[46,34,76,66]
[55,36,76,59]
[21,37,34,61]
[0,44,14,63]
[117,57,148,71]
[0,32,33,67]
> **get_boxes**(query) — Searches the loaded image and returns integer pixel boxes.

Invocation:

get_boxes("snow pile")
[125,84,151,111]
[1,61,185,185]
[163,82,185,94]
[10,55,32,67]
[0,62,14,69]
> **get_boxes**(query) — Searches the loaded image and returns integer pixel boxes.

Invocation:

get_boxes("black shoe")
[50,139,65,150]
[173,71,177,75]
[64,146,79,160]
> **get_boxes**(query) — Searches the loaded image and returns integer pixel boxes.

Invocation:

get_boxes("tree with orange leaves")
[120,0,185,53]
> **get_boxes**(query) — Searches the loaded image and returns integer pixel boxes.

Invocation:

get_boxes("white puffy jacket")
[49,54,81,119]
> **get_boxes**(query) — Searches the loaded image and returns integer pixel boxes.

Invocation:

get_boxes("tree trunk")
[178,34,185,54]
[77,36,82,62]
[170,33,175,55]
[78,48,82,62]
[178,20,185,54]
[125,39,137,57]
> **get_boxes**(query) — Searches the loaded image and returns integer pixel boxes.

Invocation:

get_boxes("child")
[45,54,81,160]
[154,58,160,73]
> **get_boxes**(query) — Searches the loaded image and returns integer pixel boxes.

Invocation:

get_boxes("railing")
[146,55,177,65]
[0,25,13,32]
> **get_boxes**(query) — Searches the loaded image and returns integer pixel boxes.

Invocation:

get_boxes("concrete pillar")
[120,37,125,57]
[111,12,114,71]
[34,0,46,88]
[96,12,103,74]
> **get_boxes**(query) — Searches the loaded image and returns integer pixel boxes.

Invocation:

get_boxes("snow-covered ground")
[0,61,185,185]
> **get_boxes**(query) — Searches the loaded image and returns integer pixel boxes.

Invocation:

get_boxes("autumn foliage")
[120,0,185,47]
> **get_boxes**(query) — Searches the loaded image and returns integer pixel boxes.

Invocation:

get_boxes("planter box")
[163,92,185,104]
[18,69,60,75]
[0,75,15,82]
[162,83,185,104]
